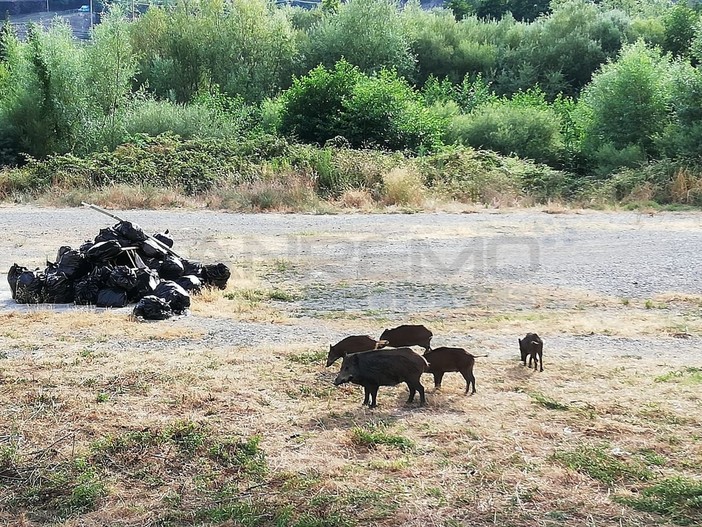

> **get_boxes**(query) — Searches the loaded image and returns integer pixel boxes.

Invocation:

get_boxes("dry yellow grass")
[1,291,700,526]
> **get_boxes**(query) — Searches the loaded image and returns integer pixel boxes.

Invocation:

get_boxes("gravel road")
[1,205,701,363]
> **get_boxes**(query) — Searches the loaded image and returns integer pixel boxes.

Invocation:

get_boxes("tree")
[662,3,699,58]
[576,41,675,173]
[305,0,415,79]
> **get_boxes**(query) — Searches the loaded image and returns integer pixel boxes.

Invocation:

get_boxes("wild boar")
[325,335,388,367]
[333,347,428,408]
[379,324,433,351]
[424,346,484,394]
[519,333,544,372]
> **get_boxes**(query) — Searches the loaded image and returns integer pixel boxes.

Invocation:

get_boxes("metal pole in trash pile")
[81,201,186,260]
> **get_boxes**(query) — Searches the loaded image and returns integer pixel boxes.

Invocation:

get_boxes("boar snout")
[334,373,352,385]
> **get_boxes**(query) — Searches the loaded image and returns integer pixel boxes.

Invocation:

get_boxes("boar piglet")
[325,335,388,367]
[334,347,428,408]
[424,347,484,394]
[379,324,433,351]
[519,333,544,372]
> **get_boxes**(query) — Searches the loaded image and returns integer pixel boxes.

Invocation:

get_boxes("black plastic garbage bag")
[153,230,174,248]
[96,288,128,308]
[8,263,28,299]
[114,221,147,243]
[14,269,45,304]
[57,249,88,279]
[74,277,100,305]
[94,227,130,247]
[139,239,166,259]
[44,272,74,303]
[159,255,185,280]
[202,263,231,290]
[153,280,190,314]
[86,240,122,262]
[181,259,203,278]
[79,240,95,254]
[142,257,163,271]
[56,246,72,262]
[108,265,138,291]
[74,266,112,305]
[175,275,202,294]
[133,295,173,320]
[130,268,160,301]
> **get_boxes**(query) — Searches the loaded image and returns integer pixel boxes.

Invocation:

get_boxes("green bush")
[447,100,564,165]
[576,40,675,174]
[279,60,363,144]
[122,95,256,141]
[130,0,299,103]
[279,61,443,152]
[304,0,415,78]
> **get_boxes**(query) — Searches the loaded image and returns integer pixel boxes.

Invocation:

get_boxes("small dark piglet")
[325,335,388,367]
[519,333,544,372]
[379,324,433,351]
[424,347,485,394]
[334,347,428,408]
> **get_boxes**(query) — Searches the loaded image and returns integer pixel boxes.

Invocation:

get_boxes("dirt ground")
[1,205,701,527]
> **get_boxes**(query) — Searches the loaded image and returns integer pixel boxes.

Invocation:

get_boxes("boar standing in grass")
[424,346,486,394]
[325,335,388,367]
[333,347,428,408]
[379,324,433,351]
[519,333,544,372]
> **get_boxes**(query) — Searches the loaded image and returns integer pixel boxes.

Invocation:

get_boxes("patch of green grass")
[165,419,207,454]
[272,258,293,272]
[287,350,327,365]
[90,429,162,459]
[639,448,667,467]
[529,392,569,411]
[286,385,335,399]
[350,425,415,452]
[655,367,702,385]
[95,392,109,403]
[64,458,107,514]
[616,476,702,525]
[225,287,299,303]
[207,435,267,479]
[197,500,267,525]
[554,444,653,486]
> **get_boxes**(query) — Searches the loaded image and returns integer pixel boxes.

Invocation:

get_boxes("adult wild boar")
[325,335,388,367]
[379,324,433,351]
[424,346,485,394]
[519,333,544,372]
[333,347,428,408]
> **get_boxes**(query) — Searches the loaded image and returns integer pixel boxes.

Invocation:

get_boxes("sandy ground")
[1,205,701,365]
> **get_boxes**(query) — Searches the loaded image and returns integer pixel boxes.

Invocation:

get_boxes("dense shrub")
[129,0,299,103]
[576,41,675,174]
[304,0,415,78]
[402,7,498,86]
[446,90,564,165]
[279,61,443,152]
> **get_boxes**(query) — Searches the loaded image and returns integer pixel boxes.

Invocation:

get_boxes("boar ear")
[329,344,333,351]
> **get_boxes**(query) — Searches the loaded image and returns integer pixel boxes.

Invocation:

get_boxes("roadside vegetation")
[1,0,702,209]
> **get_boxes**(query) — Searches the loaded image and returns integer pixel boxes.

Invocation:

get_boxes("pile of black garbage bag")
[7,220,231,321]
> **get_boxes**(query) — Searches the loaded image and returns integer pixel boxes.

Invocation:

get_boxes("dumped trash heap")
[7,218,231,321]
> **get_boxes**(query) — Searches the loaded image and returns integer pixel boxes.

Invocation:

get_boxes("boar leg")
[406,380,425,406]
[460,368,476,395]
[433,372,444,389]
[368,385,380,408]
[362,386,371,406]
[538,350,543,372]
